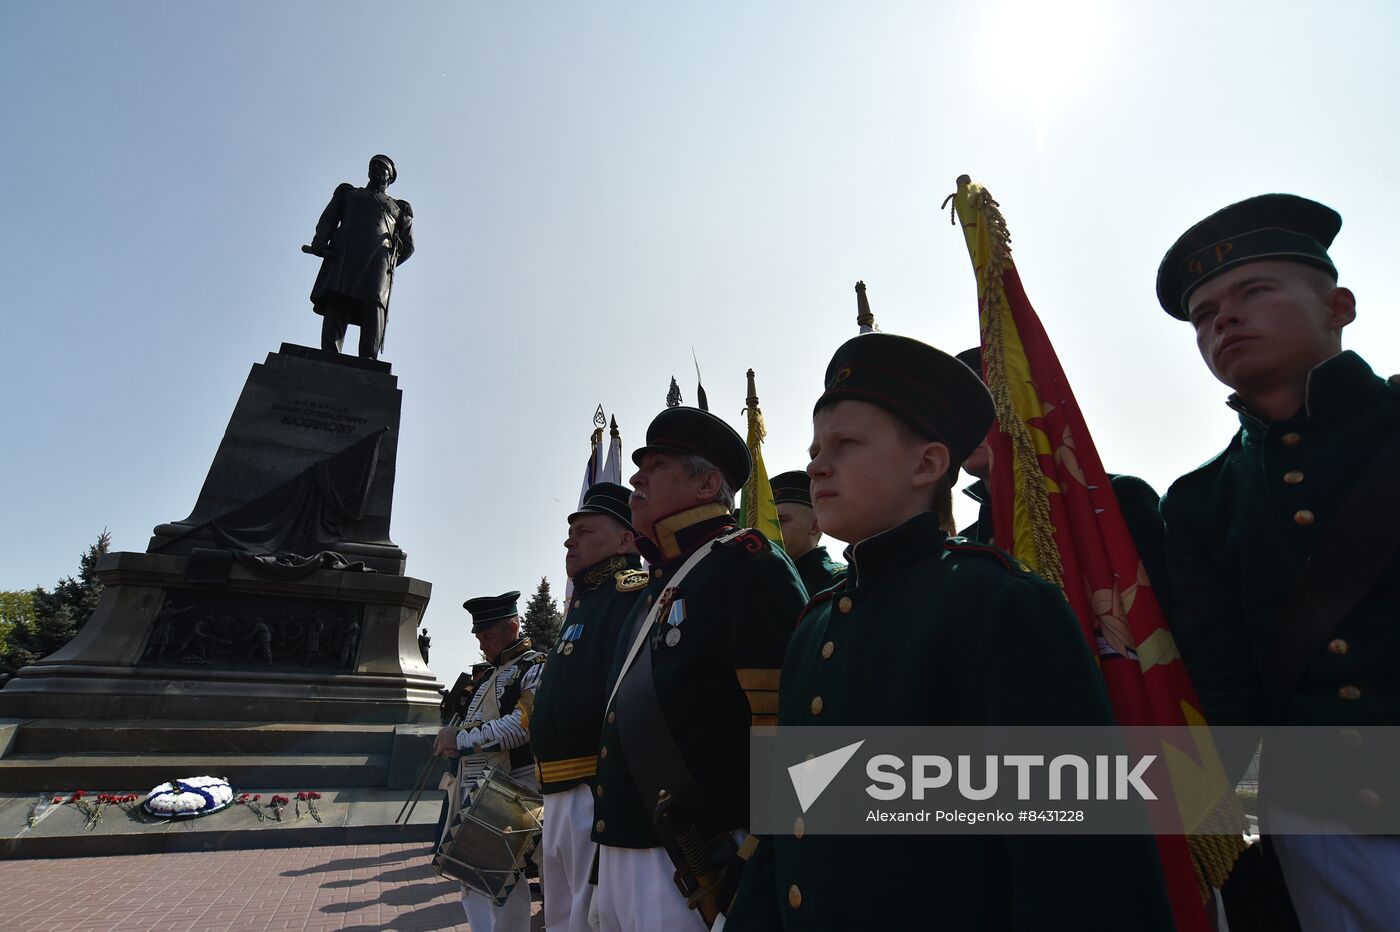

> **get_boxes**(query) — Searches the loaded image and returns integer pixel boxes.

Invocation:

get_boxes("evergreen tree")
[522,576,563,650]
[0,531,111,676]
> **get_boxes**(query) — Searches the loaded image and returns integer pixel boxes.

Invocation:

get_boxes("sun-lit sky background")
[4,1,1397,683]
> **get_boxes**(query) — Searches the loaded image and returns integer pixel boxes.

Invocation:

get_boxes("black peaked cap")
[632,406,752,490]
[770,470,813,506]
[1156,193,1341,319]
[568,481,636,532]
[955,347,982,379]
[462,591,520,632]
[814,333,994,465]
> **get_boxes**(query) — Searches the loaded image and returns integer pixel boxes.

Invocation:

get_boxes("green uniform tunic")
[792,545,845,597]
[726,512,1174,931]
[1161,351,1400,795]
[529,554,646,794]
[591,504,807,848]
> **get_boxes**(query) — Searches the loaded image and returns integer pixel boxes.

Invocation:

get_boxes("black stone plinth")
[148,344,406,574]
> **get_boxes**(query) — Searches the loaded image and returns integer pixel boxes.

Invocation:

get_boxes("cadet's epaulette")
[944,539,1034,575]
[797,587,839,627]
[1386,373,1400,392]
[615,569,649,592]
[718,528,771,558]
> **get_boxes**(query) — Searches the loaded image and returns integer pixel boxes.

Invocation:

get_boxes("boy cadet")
[1156,194,1400,928]
[433,592,544,932]
[725,333,1173,931]
[592,406,808,931]
[530,482,647,932]
[770,470,846,596]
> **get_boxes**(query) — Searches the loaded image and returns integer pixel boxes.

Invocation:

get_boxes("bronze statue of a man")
[304,154,415,360]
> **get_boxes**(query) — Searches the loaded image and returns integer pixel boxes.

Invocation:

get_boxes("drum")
[432,765,544,905]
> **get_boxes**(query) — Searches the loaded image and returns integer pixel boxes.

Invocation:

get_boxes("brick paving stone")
[0,843,543,930]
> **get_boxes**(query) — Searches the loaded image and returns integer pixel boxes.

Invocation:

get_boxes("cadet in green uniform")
[770,470,845,596]
[1156,193,1400,929]
[592,407,808,931]
[530,482,646,932]
[725,332,1173,931]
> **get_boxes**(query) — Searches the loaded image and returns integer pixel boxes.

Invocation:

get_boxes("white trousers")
[1267,806,1400,932]
[462,879,531,932]
[541,784,598,932]
[596,844,708,932]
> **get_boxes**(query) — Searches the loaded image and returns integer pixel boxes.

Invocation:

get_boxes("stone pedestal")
[149,343,407,574]
[0,551,439,724]
[0,343,446,859]
[0,343,441,725]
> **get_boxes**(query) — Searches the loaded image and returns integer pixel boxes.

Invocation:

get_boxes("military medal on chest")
[558,622,584,655]
[663,596,686,647]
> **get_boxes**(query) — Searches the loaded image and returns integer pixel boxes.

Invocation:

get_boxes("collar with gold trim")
[638,503,735,564]
[490,636,534,668]
[575,553,642,591]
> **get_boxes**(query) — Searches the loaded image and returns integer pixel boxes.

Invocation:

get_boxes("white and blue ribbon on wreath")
[144,779,230,815]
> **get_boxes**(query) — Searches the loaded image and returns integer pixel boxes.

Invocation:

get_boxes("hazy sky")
[4,1,1397,683]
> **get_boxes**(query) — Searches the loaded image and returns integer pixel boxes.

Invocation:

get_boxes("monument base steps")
[0,719,452,858]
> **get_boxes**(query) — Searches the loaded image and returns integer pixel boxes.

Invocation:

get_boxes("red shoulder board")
[795,587,840,629]
[719,529,771,557]
[944,540,1033,575]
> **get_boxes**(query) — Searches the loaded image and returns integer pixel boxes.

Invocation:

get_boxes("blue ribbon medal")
[558,622,584,655]
[663,598,686,648]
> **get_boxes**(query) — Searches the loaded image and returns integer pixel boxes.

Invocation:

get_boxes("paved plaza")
[0,843,544,931]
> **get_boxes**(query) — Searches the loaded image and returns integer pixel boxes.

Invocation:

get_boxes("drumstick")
[397,713,461,824]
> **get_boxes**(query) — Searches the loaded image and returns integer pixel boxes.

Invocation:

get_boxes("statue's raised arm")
[303,154,414,360]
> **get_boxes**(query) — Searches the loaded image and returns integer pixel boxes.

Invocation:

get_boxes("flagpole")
[740,369,784,547]
[855,280,877,333]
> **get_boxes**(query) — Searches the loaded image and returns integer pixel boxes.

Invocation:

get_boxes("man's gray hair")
[680,454,737,513]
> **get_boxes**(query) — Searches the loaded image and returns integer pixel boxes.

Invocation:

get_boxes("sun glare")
[978,0,1113,141]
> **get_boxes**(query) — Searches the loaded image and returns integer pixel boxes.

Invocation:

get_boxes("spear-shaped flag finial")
[693,348,709,411]
[856,280,877,333]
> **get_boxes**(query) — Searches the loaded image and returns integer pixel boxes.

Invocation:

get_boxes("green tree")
[522,576,563,650]
[0,531,111,676]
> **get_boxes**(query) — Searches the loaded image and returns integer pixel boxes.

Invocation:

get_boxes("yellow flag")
[739,369,784,549]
